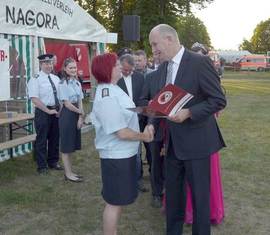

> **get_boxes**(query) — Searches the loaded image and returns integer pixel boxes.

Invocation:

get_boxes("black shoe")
[64,175,83,183]
[137,180,149,193]
[49,163,63,171]
[38,168,49,175]
[151,196,162,208]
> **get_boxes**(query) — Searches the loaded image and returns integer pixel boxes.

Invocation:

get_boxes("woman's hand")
[77,116,84,129]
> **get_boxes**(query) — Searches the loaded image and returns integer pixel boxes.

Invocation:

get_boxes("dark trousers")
[165,145,210,235]
[150,141,164,197]
[34,108,59,170]
[143,141,152,172]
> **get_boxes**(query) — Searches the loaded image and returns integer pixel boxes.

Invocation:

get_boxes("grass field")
[0,71,270,235]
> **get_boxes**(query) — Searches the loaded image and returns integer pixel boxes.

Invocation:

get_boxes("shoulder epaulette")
[102,88,109,98]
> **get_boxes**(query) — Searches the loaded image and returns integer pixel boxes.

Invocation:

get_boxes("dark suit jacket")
[117,71,145,130]
[143,49,226,160]
[139,70,165,142]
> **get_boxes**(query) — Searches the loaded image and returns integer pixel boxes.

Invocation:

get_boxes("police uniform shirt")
[27,71,60,106]
[58,78,84,103]
[90,83,140,160]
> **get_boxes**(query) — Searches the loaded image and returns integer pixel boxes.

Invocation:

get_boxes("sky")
[193,0,270,50]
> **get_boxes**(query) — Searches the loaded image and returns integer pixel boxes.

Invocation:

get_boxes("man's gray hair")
[119,53,135,66]
[155,24,179,41]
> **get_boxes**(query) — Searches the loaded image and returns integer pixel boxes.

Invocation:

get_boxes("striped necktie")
[166,60,174,85]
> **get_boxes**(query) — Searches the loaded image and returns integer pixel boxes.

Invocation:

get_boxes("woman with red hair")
[90,53,154,235]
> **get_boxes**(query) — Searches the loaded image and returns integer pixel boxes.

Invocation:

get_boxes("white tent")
[0,0,117,161]
[0,0,117,43]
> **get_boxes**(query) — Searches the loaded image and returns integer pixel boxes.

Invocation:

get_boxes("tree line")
[240,18,270,54]
[75,0,212,54]
[75,1,270,55]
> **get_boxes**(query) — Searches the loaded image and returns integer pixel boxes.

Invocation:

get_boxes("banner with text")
[0,38,10,101]
[0,0,117,43]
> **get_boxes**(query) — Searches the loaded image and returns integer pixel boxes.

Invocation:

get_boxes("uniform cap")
[117,47,132,57]
[37,53,54,61]
[191,42,208,55]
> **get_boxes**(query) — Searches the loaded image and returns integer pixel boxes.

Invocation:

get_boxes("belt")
[47,105,57,109]
[47,105,60,111]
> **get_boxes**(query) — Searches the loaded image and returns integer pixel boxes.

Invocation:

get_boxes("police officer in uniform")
[90,53,154,235]
[28,54,62,174]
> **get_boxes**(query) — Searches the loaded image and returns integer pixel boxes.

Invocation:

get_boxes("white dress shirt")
[122,74,133,100]
[170,46,185,84]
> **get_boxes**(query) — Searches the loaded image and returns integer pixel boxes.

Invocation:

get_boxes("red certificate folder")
[128,84,193,118]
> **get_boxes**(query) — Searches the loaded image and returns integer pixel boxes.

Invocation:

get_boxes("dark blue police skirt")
[100,155,138,206]
[59,105,81,153]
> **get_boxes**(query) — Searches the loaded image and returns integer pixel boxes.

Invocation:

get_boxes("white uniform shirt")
[90,83,140,159]
[58,78,84,103]
[27,71,60,106]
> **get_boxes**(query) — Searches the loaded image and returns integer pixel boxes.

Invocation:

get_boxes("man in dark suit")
[117,54,149,192]
[139,70,165,208]
[148,24,226,235]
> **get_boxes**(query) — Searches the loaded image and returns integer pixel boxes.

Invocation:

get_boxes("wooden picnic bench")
[0,113,35,157]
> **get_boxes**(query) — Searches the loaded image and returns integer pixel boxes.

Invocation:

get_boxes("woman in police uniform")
[58,57,84,182]
[90,53,154,235]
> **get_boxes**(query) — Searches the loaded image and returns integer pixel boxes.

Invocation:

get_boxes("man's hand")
[143,124,154,142]
[168,108,191,123]
[48,109,58,115]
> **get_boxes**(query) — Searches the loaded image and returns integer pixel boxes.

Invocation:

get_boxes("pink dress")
[162,152,225,225]
[184,152,224,224]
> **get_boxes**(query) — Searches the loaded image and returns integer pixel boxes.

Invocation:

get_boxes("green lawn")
[0,71,270,235]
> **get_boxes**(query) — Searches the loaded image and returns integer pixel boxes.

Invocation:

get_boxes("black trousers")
[165,145,210,235]
[150,140,164,197]
[34,108,59,170]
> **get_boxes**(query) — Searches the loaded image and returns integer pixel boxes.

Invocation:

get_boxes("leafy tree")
[75,0,214,54]
[239,39,255,53]
[240,18,270,54]
[176,14,211,50]
[75,0,108,27]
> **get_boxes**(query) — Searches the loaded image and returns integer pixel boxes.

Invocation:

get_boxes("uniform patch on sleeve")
[102,88,109,98]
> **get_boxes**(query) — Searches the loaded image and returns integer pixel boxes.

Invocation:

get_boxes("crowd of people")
[27,23,226,235]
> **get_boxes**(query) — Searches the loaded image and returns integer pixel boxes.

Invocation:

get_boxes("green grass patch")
[0,71,269,234]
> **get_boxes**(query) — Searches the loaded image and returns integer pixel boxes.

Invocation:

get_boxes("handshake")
[142,124,155,143]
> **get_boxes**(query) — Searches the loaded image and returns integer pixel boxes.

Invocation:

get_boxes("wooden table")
[0,113,36,158]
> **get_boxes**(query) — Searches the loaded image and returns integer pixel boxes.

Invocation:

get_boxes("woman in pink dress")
[162,42,225,225]
[184,152,224,224]
[162,150,225,224]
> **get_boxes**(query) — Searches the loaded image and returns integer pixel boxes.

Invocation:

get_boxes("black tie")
[48,75,60,111]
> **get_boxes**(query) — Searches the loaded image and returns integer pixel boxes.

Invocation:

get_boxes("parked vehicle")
[234,55,270,71]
